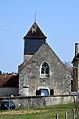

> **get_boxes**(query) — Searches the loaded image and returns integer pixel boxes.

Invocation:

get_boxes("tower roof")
[23,22,47,39]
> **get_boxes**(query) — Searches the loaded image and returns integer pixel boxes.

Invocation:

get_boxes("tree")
[0,70,2,74]
[64,62,73,76]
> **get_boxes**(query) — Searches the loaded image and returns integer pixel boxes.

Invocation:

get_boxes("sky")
[0,0,79,73]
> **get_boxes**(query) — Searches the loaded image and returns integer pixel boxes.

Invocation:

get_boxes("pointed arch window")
[41,62,50,78]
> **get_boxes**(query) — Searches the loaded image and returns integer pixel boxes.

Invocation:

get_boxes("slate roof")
[0,73,19,87]
[72,53,79,63]
[23,22,47,39]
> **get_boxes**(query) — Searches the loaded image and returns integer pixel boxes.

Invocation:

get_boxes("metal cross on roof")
[34,12,37,23]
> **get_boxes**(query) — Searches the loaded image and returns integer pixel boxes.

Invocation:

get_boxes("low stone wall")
[0,95,75,108]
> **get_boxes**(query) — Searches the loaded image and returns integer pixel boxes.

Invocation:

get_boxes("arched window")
[41,62,50,77]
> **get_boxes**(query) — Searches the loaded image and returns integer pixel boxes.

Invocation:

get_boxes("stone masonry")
[19,42,71,96]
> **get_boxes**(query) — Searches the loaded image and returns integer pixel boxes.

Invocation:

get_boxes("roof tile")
[0,74,18,87]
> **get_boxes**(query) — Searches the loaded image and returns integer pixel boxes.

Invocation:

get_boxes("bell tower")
[23,22,47,62]
[72,43,79,91]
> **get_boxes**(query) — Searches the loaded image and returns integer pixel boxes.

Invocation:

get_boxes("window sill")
[40,74,50,78]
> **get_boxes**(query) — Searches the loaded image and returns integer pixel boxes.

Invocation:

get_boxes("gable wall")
[19,43,71,96]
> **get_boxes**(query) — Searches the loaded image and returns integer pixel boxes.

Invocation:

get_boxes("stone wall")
[0,95,75,108]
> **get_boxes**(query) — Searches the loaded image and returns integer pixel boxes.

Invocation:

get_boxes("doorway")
[41,89,49,96]
[36,89,49,96]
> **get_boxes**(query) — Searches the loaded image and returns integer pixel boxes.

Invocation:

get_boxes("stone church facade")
[18,22,72,96]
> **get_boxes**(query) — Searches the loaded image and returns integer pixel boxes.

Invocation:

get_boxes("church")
[18,21,72,96]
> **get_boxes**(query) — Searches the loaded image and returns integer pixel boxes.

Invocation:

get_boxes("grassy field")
[0,103,76,119]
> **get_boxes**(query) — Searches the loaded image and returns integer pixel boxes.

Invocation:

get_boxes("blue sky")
[0,0,79,73]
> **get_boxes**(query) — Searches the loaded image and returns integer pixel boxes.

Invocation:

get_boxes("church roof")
[72,53,79,63]
[23,22,47,39]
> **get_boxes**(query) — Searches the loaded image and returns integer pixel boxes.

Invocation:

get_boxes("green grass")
[0,103,77,119]
[33,103,74,110]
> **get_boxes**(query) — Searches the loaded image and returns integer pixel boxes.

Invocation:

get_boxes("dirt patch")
[0,110,47,115]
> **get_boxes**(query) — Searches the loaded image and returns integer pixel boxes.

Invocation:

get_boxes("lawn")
[0,103,77,119]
